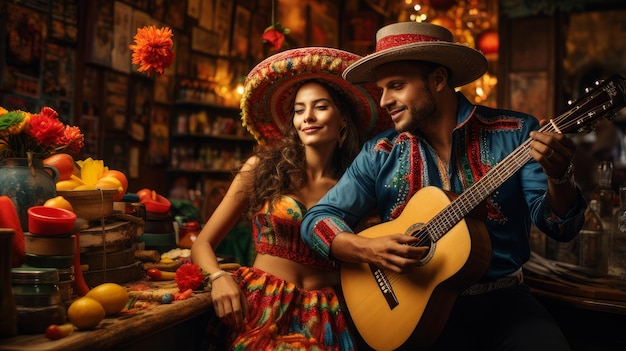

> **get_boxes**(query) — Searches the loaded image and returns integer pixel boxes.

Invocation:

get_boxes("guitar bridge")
[369,264,400,310]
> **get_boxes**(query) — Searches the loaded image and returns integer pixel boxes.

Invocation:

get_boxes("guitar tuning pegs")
[605,112,616,121]
[567,99,575,106]
[581,124,595,134]
[584,86,593,93]
[595,79,604,86]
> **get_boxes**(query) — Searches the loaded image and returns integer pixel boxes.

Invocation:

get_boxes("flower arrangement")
[129,25,176,77]
[0,106,84,160]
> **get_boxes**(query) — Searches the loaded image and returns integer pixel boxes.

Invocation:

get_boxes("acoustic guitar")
[339,74,626,351]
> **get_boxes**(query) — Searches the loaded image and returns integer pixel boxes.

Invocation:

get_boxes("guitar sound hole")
[407,223,435,266]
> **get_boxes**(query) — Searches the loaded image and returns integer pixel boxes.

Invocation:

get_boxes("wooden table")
[525,275,626,350]
[0,290,214,351]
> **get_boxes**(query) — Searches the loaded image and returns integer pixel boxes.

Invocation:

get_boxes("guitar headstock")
[554,74,626,134]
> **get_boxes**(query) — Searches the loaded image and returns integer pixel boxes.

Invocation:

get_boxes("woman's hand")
[210,275,249,329]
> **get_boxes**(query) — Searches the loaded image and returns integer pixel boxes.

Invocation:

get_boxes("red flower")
[175,263,208,292]
[262,23,290,51]
[263,29,285,50]
[27,107,65,147]
[59,125,85,154]
[129,26,176,77]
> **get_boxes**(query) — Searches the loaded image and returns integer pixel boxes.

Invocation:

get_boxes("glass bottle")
[579,200,605,273]
[609,186,626,279]
[589,161,614,274]
[591,161,615,228]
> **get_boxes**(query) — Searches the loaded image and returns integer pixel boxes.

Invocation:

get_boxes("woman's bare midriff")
[252,253,339,290]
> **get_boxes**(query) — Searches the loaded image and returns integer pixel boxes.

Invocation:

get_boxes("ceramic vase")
[0,158,58,232]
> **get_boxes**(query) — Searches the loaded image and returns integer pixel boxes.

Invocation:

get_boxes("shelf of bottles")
[170,80,255,174]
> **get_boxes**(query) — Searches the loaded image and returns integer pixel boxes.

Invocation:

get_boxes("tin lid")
[11,267,60,285]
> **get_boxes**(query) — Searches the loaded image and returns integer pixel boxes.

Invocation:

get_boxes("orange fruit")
[100,170,128,201]
[43,153,75,181]
[67,297,105,330]
[43,196,74,212]
[85,283,129,316]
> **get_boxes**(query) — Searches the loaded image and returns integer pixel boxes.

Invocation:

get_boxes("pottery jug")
[0,158,58,232]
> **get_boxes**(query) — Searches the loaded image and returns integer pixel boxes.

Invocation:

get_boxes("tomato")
[43,153,75,181]
[146,268,175,280]
[45,323,74,340]
[100,169,128,201]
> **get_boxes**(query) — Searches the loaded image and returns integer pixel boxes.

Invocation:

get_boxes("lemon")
[85,283,129,316]
[56,179,83,191]
[43,196,74,212]
[73,184,97,191]
[67,297,105,330]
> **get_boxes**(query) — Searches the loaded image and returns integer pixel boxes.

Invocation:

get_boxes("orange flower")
[129,25,176,77]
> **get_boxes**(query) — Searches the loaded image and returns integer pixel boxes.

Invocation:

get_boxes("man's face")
[375,61,438,133]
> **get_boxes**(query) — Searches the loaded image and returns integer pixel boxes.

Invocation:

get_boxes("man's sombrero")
[241,47,392,145]
[343,22,488,87]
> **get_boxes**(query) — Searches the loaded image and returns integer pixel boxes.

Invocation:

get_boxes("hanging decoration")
[262,0,290,51]
[129,25,176,77]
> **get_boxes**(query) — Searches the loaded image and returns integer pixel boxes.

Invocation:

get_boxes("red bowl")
[28,206,77,235]
[142,194,171,213]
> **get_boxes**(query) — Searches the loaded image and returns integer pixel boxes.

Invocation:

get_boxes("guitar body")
[340,186,492,351]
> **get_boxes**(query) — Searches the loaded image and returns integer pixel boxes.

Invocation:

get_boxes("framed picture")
[112,1,133,74]
[509,71,548,119]
[198,0,214,30]
[147,105,170,166]
[80,114,100,157]
[128,77,153,142]
[187,0,201,19]
[191,26,217,55]
[5,3,46,83]
[103,71,129,131]
[87,0,113,66]
[103,137,129,175]
[50,0,78,43]
[214,0,234,56]
[230,5,251,59]
[175,34,191,76]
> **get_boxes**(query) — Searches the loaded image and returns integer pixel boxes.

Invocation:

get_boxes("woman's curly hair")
[245,79,361,215]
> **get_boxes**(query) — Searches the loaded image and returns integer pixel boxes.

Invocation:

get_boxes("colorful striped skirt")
[222,266,355,351]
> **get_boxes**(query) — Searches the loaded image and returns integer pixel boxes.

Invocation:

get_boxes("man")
[301,22,586,351]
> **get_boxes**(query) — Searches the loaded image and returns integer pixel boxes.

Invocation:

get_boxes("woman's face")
[292,81,344,147]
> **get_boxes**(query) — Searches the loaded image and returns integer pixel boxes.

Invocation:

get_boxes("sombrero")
[343,22,488,87]
[241,47,392,145]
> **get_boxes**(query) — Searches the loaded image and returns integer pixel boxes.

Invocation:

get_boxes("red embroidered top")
[251,196,335,271]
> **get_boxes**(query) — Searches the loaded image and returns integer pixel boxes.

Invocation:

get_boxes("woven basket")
[57,189,117,221]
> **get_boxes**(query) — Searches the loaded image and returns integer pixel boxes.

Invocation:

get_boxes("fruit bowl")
[28,206,77,235]
[56,189,117,221]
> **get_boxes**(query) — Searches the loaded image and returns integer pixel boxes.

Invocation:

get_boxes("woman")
[190,47,391,351]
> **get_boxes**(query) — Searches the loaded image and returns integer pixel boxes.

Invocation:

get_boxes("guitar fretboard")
[420,75,626,243]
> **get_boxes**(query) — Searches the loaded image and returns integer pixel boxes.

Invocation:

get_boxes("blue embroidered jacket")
[301,93,586,282]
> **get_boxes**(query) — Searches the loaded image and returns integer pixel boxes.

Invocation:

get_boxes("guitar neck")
[426,74,626,242]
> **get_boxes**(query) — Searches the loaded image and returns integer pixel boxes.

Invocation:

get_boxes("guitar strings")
[407,86,613,248]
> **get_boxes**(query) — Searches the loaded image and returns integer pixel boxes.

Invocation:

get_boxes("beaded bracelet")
[210,270,232,283]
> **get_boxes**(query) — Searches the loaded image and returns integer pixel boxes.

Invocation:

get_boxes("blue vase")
[0,158,58,232]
